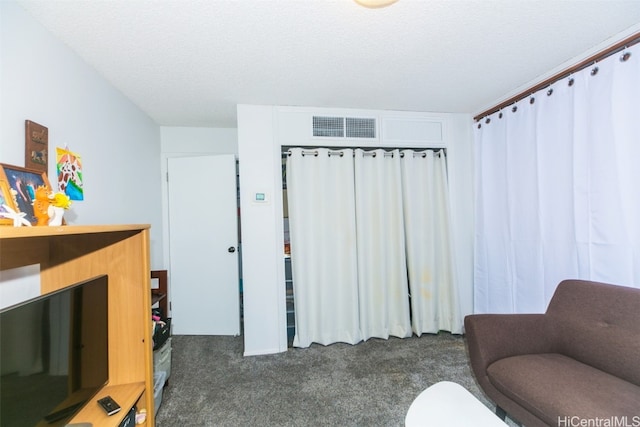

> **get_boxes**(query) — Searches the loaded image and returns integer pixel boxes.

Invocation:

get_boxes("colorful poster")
[56,147,84,201]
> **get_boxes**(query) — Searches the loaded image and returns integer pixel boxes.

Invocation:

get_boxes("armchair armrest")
[464,314,553,382]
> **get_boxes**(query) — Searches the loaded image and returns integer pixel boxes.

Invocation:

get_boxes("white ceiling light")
[354,0,399,8]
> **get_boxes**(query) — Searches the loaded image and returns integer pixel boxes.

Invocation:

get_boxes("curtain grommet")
[620,51,631,62]
[568,77,575,87]
[512,106,518,113]
[590,66,599,76]
[547,88,553,96]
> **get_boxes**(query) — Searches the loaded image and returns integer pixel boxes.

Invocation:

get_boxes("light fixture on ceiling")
[354,0,399,8]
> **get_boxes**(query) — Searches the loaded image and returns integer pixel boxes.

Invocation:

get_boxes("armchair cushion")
[487,353,640,426]
[547,280,640,386]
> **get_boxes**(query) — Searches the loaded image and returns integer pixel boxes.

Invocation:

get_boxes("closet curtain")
[287,147,460,348]
[401,150,461,334]
[287,148,361,347]
[354,149,411,341]
[474,43,640,314]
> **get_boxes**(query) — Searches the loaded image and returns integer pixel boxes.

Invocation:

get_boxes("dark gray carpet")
[156,333,519,426]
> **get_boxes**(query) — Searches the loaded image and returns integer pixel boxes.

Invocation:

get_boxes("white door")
[167,155,240,335]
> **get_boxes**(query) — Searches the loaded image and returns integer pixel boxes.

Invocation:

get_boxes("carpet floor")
[155,333,519,426]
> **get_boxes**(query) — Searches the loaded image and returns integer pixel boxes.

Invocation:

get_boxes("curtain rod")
[281,145,445,152]
[473,32,640,122]
[285,149,444,158]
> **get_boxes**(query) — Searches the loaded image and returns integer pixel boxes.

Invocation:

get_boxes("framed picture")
[0,163,52,225]
[25,120,49,172]
[0,179,18,226]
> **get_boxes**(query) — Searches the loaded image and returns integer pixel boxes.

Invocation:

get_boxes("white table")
[405,381,509,427]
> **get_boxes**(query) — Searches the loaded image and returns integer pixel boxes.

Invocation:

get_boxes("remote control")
[97,396,121,416]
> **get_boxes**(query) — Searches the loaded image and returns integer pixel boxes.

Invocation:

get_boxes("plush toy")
[33,186,50,226]
[49,192,72,209]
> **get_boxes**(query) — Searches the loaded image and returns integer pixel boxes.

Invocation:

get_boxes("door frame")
[160,152,242,320]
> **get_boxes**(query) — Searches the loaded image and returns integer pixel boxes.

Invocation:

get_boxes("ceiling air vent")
[313,116,344,137]
[312,116,376,139]
[346,117,376,138]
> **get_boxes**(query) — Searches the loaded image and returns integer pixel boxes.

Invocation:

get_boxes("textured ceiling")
[17,0,640,127]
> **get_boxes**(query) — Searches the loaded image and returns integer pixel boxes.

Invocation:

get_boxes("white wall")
[238,105,474,356]
[237,106,287,356]
[0,2,164,301]
[160,127,238,155]
[447,114,474,320]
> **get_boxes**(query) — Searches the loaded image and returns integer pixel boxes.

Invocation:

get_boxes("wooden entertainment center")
[0,224,155,427]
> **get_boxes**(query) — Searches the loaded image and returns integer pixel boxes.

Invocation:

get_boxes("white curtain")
[287,148,361,347]
[288,147,459,347]
[475,43,640,314]
[354,149,411,340]
[401,150,462,334]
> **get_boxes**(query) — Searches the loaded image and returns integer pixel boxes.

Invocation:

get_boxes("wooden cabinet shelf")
[151,292,167,306]
[70,382,146,427]
[0,225,155,427]
[151,269,168,317]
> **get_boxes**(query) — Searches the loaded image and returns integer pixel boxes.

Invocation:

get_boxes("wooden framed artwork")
[0,163,52,225]
[25,120,49,172]
[0,179,18,225]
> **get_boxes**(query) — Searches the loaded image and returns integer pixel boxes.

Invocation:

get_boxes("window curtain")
[474,43,640,314]
[287,147,460,347]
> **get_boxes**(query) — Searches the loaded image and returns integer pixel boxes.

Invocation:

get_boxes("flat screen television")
[0,275,109,426]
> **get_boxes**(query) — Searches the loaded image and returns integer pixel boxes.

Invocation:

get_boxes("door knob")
[228,246,236,253]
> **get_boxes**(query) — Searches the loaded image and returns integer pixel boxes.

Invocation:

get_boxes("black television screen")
[0,275,109,426]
